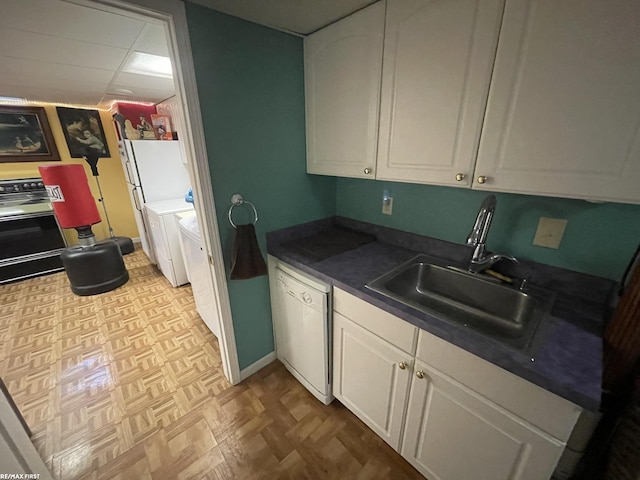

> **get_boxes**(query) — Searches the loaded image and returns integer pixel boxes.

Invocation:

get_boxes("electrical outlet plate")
[533,217,567,249]
[382,196,393,215]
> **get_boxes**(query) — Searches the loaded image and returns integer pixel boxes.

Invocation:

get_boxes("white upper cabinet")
[376,0,505,187]
[305,0,640,203]
[474,0,640,203]
[304,1,384,178]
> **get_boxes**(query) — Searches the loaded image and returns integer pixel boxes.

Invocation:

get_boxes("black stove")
[0,177,66,283]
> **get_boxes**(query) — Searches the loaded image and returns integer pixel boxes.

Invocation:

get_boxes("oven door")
[0,212,66,283]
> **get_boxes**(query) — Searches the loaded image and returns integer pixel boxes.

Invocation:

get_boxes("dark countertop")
[267,217,613,412]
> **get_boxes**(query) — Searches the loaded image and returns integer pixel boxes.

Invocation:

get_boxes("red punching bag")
[38,164,101,229]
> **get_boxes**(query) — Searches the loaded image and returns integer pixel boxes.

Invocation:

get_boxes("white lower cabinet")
[402,360,564,480]
[333,312,412,449]
[332,288,581,480]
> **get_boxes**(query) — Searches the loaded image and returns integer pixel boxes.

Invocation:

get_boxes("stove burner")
[0,177,45,194]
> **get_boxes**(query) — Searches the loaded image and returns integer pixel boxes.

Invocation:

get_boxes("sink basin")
[365,255,553,351]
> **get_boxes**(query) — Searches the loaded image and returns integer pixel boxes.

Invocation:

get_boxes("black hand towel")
[230,224,267,280]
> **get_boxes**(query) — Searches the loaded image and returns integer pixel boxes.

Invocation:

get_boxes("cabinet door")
[305,1,384,178]
[376,0,504,187]
[402,361,564,480]
[474,0,640,203]
[333,312,411,449]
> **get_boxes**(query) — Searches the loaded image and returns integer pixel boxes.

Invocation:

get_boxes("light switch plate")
[533,217,567,249]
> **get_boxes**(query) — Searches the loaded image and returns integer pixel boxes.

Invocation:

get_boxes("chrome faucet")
[466,194,517,273]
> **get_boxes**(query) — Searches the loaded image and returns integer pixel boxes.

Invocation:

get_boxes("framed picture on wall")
[0,106,60,163]
[56,107,111,158]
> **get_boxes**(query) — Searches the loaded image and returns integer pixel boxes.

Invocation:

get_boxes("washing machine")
[144,199,194,287]
[177,214,220,338]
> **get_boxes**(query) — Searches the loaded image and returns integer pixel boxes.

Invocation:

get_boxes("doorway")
[0,0,241,470]
[78,0,240,383]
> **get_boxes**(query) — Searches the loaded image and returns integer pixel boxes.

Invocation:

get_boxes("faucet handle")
[503,254,518,264]
[468,252,517,273]
[487,253,517,264]
[519,274,531,292]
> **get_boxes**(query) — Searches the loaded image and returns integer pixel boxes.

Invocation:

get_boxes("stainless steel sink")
[365,255,553,351]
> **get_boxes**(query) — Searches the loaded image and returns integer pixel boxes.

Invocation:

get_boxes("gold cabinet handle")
[415,370,425,379]
[455,173,466,182]
[398,361,408,370]
[477,175,488,184]
[364,167,372,175]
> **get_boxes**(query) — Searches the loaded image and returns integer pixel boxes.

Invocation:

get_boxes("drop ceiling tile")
[0,28,128,71]
[2,57,113,92]
[0,0,377,107]
[109,85,174,97]
[133,24,170,57]
[103,83,175,102]
[0,0,145,48]
[0,83,104,106]
[111,72,175,92]
[101,91,170,105]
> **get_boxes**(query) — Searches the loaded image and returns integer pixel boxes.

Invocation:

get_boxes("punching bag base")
[109,236,134,255]
[61,240,129,296]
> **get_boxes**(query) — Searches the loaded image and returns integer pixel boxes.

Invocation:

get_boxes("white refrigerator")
[119,140,191,263]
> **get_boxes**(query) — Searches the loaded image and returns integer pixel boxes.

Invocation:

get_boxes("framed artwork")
[0,106,60,163]
[150,114,173,140]
[56,107,111,158]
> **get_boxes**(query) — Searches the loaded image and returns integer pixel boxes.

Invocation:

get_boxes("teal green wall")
[185,3,639,370]
[336,178,640,280]
[186,5,336,370]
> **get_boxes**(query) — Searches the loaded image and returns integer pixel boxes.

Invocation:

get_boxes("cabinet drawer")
[416,330,582,442]
[333,287,417,355]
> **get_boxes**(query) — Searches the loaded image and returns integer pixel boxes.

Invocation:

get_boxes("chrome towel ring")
[228,193,258,228]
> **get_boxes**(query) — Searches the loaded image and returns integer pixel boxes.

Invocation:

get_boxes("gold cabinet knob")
[398,361,408,370]
[455,173,466,182]
[415,370,425,379]
[363,167,372,175]
[477,175,488,184]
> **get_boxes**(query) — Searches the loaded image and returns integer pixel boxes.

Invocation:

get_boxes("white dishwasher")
[269,257,332,404]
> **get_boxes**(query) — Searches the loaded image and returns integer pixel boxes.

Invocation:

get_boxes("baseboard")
[240,351,276,381]
[131,237,142,244]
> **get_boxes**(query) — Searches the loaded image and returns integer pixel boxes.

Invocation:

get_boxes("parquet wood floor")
[0,247,423,480]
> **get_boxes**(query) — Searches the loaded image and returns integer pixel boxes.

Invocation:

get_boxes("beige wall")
[0,104,139,244]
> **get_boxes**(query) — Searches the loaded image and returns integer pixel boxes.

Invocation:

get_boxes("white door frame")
[70,0,241,384]
[0,386,53,478]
